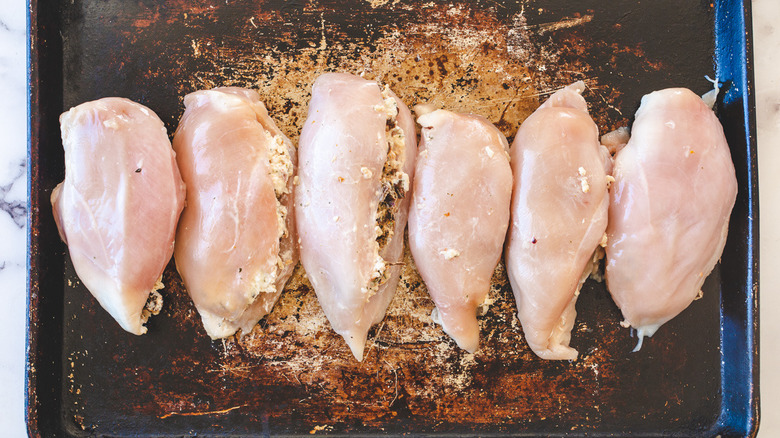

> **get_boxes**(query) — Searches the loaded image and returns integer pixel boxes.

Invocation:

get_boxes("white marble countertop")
[1,1,777,436]
[0,0,34,436]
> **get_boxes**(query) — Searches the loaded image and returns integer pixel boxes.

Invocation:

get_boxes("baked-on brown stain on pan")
[28,0,756,436]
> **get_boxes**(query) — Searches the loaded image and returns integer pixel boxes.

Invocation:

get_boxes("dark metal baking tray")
[27,0,759,436]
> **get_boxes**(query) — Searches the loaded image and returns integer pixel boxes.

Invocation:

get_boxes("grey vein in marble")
[0,160,26,229]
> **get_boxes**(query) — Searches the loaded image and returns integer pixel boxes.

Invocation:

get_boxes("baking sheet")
[27,0,759,436]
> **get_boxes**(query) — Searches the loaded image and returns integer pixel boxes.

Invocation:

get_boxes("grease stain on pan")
[183,1,542,143]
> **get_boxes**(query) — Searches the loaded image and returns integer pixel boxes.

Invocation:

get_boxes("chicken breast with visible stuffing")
[296,73,417,361]
[51,97,186,335]
[173,87,298,339]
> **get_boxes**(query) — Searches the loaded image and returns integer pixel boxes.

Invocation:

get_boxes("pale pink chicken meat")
[408,108,512,353]
[505,82,611,361]
[51,97,186,335]
[296,73,417,361]
[605,87,737,349]
[173,87,298,339]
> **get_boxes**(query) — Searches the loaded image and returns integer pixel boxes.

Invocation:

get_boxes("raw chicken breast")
[505,82,610,361]
[408,108,512,353]
[296,73,417,361]
[173,87,297,339]
[605,87,737,349]
[51,97,185,335]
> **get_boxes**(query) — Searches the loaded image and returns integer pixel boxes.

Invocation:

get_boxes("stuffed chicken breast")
[173,87,297,339]
[296,73,417,361]
[51,97,186,335]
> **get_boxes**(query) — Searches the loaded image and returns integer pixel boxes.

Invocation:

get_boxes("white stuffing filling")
[373,92,398,118]
[371,256,387,281]
[276,205,288,239]
[580,178,590,193]
[249,267,278,299]
[269,135,293,197]
[267,133,293,244]
[243,130,295,303]
[366,85,409,295]
[140,276,165,332]
[577,167,590,193]
[477,294,495,316]
[439,248,461,260]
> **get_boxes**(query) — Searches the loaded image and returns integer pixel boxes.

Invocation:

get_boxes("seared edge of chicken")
[173,87,298,339]
[408,106,512,353]
[51,97,186,335]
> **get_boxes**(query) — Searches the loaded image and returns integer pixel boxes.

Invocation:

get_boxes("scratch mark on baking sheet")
[383,359,399,407]
[159,404,247,419]
[362,321,386,365]
[319,12,327,50]
[590,85,624,116]
[207,363,252,377]
[525,14,594,33]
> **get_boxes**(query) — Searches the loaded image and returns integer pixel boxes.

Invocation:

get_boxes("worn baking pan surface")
[27,0,758,436]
